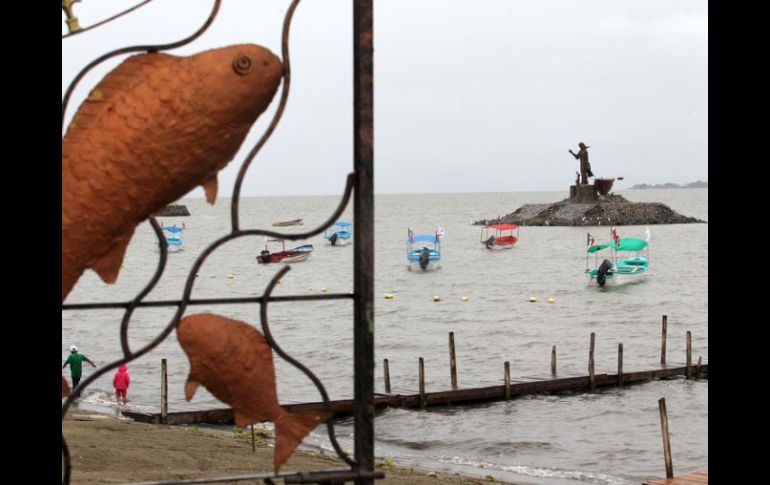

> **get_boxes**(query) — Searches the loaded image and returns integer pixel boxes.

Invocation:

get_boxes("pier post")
[383,359,391,394]
[660,315,667,365]
[419,357,426,408]
[658,397,674,478]
[161,358,168,425]
[504,362,511,400]
[589,333,596,390]
[551,345,557,376]
[617,343,624,386]
[449,332,458,390]
[250,424,256,452]
[686,331,692,379]
[696,356,702,378]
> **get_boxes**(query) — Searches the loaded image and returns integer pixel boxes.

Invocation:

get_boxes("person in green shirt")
[63,345,96,389]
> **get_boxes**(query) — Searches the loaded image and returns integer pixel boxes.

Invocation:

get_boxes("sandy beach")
[63,412,512,484]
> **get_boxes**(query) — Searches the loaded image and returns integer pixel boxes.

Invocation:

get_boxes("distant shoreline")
[628,181,708,189]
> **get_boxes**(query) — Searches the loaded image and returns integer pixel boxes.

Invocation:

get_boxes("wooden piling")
[504,362,511,400]
[660,315,667,365]
[250,424,256,452]
[617,343,624,386]
[696,356,702,378]
[419,357,426,408]
[449,332,458,390]
[686,331,692,379]
[658,397,674,478]
[383,359,391,394]
[551,345,557,376]
[161,358,168,425]
[589,333,595,390]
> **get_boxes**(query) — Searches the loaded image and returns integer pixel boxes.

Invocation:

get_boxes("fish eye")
[232,55,253,76]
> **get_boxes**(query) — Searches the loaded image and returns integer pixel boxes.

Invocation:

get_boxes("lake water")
[63,188,707,485]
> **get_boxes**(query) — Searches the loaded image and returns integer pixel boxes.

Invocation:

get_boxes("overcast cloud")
[62,0,708,196]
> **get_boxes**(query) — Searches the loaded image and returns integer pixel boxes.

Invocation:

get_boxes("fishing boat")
[480,223,519,250]
[324,221,353,246]
[272,218,304,227]
[406,229,442,271]
[585,229,650,287]
[161,223,185,252]
[257,239,313,264]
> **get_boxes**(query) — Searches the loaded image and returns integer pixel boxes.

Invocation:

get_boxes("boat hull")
[585,268,648,286]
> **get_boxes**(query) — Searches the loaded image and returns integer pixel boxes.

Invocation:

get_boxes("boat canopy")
[162,226,184,233]
[587,241,615,253]
[334,221,352,227]
[615,238,648,251]
[588,238,648,253]
[411,234,438,243]
[488,223,518,231]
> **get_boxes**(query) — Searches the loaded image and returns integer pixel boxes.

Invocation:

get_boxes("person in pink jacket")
[113,364,131,410]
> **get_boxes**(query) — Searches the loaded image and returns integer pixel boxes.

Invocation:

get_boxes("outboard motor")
[260,249,271,264]
[485,236,496,249]
[419,247,431,270]
[330,232,338,246]
[597,259,613,286]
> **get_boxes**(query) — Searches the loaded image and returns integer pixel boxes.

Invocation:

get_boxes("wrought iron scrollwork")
[62,0,379,483]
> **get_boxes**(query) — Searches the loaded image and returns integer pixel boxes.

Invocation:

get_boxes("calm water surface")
[63,188,707,485]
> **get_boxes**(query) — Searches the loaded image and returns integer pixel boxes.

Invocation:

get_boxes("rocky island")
[476,179,705,227]
[156,204,191,216]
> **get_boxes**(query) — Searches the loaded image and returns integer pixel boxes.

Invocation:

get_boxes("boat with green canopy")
[585,229,650,286]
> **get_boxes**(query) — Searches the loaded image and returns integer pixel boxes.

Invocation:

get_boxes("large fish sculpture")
[62,44,282,301]
[178,313,326,471]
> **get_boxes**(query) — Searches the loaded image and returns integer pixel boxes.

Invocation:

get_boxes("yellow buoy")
[547,297,555,304]
[384,293,395,299]
[461,296,469,302]
[321,287,328,293]
[227,273,235,279]
[307,287,314,291]
[433,295,441,302]
[529,296,537,302]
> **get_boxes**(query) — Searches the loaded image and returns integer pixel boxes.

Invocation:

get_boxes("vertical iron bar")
[353,0,375,481]
[551,345,557,376]
[419,357,426,408]
[504,361,511,400]
[588,333,596,390]
[617,343,624,386]
[686,331,692,379]
[660,315,667,364]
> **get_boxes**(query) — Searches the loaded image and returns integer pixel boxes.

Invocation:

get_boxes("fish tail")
[273,410,325,471]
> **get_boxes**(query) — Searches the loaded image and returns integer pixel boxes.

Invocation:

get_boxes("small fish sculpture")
[178,313,325,471]
[62,44,283,301]
[62,376,70,397]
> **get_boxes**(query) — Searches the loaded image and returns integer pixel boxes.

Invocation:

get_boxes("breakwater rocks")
[476,194,705,226]
[156,204,190,217]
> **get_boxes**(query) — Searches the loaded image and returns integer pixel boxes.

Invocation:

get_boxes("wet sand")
[63,412,512,484]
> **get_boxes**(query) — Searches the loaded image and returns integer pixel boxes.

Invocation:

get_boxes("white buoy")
[547,298,555,304]
[227,273,235,279]
[307,287,314,291]
[529,296,537,303]
[461,296,469,302]
[433,295,441,302]
[321,288,328,293]
[384,293,395,299]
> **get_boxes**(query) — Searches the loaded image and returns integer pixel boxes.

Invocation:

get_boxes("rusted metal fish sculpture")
[178,313,326,471]
[62,44,282,301]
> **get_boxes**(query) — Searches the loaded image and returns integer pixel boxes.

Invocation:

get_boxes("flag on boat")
[436,226,446,239]
[408,228,414,243]
[586,233,595,247]
[645,227,651,242]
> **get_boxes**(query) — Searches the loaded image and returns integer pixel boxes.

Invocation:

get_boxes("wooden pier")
[125,317,707,426]
[124,361,707,425]
[643,471,708,484]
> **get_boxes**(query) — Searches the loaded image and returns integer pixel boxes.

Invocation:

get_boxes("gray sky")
[62,0,708,196]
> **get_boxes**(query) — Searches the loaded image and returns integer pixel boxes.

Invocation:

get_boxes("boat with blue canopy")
[585,229,650,286]
[324,221,352,246]
[161,223,185,252]
[407,229,442,271]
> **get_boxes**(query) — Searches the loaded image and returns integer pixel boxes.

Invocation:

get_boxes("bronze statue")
[569,142,594,184]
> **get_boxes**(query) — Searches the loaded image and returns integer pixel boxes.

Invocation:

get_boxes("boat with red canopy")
[480,223,519,250]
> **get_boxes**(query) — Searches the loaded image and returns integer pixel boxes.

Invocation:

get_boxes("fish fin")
[273,411,326,471]
[90,230,133,284]
[62,376,71,397]
[202,176,218,204]
[184,377,200,401]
